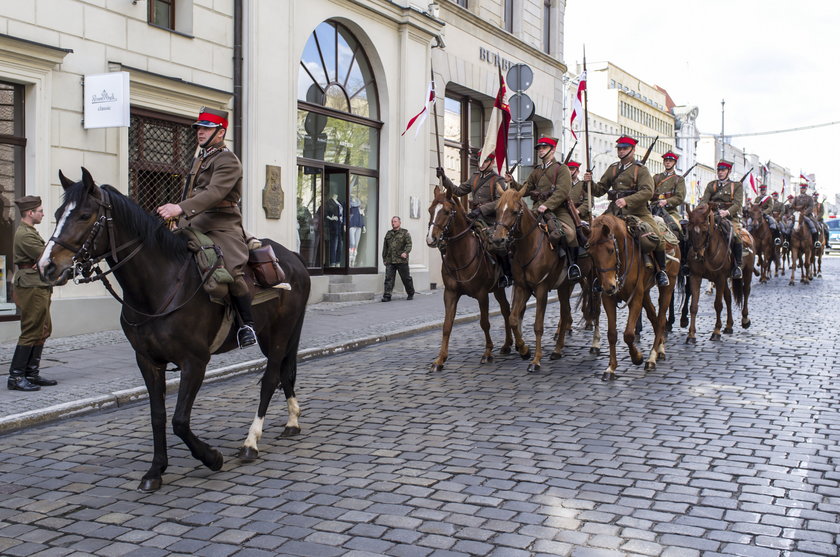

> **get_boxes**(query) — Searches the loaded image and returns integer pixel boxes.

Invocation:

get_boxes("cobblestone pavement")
[0,259,838,556]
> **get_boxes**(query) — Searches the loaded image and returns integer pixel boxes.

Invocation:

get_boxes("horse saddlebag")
[248,245,286,287]
[625,215,659,253]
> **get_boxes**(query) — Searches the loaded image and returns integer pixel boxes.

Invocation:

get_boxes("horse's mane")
[590,213,624,239]
[62,181,189,261]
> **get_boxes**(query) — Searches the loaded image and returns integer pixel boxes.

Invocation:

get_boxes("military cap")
[566,160,581,169]
[616,135,638,147]
[800,182,809,189]
[717,160,733,170]
[476,150,495,161]
[535,137,558,148]
[15,195,42,214]
[662,151,679,160]
[758,182,767,189]
[193,106,229,130]
[771,191,779,196]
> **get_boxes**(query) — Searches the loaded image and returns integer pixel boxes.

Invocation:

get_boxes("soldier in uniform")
[771,191,785,215]
[813,191,830,247]
[8,196,58,391]
[156,107,256,348]
[381,216,415,302]
[504,136,581,281]
[651,151,685,240]
[567,160,591,222]
[699,160,745,279]
[753,183,781,245]
[436,151,512,287]
[790,183,821,248]
[582,136,669,287]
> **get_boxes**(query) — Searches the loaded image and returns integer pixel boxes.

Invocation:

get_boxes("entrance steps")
[322,275,376,302]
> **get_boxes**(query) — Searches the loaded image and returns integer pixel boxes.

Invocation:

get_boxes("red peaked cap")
[662,151,679,160]
[717,160,733,170]
[566,160,582,169]
[616,135,638,147]
[758,183,767,189]
[193,106,229,130]
[476,150,495,161]
[535,137,558,148]
[771,191,779,196]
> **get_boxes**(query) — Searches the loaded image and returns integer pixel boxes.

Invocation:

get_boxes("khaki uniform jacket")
[13,222,50,289]
[511,160,575,240]
[179,148,248,275]
[569,178,591,222]
[814,201,825,221]
[592,161,655,218]
[791,193,814,216]
[771,200,785,215]
[700,179,743,224]
[382,228,412,265]
[444,170,506,219]
[754,194,774,216]
[652,171,686,220]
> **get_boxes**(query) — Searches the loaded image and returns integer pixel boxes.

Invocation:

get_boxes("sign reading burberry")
[83,72,130,129]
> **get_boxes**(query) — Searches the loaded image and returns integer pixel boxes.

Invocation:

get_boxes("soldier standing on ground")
[381,216,415,302]
[8,196,58,392]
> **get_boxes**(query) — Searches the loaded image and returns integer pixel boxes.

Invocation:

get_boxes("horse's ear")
[81,167,96,191]
[58,170,74,190]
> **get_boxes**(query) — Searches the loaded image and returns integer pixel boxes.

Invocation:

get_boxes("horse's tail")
[731,277,743,308]
[579,278,600,324]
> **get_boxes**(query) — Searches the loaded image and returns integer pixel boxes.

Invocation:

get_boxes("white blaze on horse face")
[38,201,75,275]
[427,204,443,244]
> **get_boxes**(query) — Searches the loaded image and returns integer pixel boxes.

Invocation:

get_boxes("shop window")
[443,93,485,185]
[297,20,381,273]
[0,81,25,320]
[128,109,196,214]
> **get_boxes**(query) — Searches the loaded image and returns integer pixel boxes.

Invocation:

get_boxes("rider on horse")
[753,183,782,246]
[651,151,686,239]
[698,159,745,279]
[567,161,591,222]
[812,191,830,248]
[436,151,512,288]
[791,183,822,249]
[156,107,257,348]
[583,135,669,287]
[504,137,581,281]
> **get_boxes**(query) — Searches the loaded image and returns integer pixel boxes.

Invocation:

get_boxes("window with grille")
[128,109,196,214]
[0,81,25,320]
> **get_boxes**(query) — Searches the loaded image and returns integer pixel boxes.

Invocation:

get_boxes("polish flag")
[749,174,757,195]
[570,71,586,140]
[479,67,512,173]
[402,81,435,138]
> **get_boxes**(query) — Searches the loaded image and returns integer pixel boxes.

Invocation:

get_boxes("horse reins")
[430,205,492,284]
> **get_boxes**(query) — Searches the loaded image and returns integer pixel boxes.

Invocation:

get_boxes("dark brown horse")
[746,203,776,283]
[684,204,754,343]
[788,209,813,285]
[489,188,583,372]
[39,169,310,492]
[586,214,680,380]
[426,186,513,371]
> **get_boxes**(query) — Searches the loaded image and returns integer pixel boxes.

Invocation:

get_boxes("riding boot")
[771,227,781,246]
[8,345,39,392]
[498,255,513,288]
[812,231,821,249]
[566,245,582,282]
[24,345,56,387]
[680,237,691,276]
[653,250,669,287]
[731,242,744,279]
[231,294,257,348]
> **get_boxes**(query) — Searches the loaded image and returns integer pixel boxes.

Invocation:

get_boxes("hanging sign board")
[83,72,130,129]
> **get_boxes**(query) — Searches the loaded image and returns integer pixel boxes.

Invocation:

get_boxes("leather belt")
[17,264,35,270]
[215,200,238,208]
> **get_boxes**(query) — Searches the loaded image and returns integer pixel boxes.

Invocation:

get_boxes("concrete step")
[328,275,353,284]
[328,282,362,293]
[322,291,376,302]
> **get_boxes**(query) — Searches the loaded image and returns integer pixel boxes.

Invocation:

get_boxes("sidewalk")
[0,288,532,434]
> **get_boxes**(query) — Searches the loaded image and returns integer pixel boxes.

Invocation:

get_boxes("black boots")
[231,294,257,348]
[8,345,39,392]
[25,345,57,386]
[731,242,744,279]
[654,250,669,287]
[566,246,582,282]
[498,256,513,288]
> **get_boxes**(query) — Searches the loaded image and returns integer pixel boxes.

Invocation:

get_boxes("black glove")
[467,208,482,220]
[436,167,446,179]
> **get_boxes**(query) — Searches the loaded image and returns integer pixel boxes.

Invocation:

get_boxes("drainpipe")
[233,0,243,159]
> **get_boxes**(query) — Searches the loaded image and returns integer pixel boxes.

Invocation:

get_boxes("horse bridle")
[586,231,631,293]
[429,203,489,283]
[689,209,731,272]
[493,206,545,271]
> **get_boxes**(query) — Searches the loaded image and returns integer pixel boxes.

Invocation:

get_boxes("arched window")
[296,21,381,274]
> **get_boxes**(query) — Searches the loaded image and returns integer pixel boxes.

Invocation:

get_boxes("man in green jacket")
[9,196,57,391]
[381,216,415,302]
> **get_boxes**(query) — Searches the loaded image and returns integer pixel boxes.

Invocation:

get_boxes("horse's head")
[687,203,713,259]
[39,168,110,285]
[746,203,762,231]
[490,187,527,253]
[426,186,460,248]
[586,215,623,296]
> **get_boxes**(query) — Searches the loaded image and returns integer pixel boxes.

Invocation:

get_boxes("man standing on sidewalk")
[8,196,57,391]
[381,216,415,302]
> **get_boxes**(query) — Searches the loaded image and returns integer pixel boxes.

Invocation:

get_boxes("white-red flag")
[749,174,757,195]
[570,71,586,140]
[402,81,435,138]
[479,68,512,173]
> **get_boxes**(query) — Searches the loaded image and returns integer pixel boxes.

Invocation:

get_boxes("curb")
[0,296,557,435]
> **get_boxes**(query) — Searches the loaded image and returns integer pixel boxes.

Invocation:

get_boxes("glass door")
[323,168,348,270]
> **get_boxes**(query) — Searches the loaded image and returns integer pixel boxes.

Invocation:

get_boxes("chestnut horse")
[586,214,680,380]
[788,209,813,285]
[684,204,754,343]
[489,188,582,372]
[426,187,513,371]
[746,203,776,283]
[39,169,310,492]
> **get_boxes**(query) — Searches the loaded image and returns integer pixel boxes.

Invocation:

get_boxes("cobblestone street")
[1,259,838,557]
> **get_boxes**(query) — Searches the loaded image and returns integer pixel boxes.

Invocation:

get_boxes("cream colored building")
[1,0,568,342]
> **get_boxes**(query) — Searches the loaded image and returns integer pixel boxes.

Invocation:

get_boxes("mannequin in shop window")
[325,192,344,267]
[348,196,366,267]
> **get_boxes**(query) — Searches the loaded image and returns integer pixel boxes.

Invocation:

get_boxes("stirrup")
[774,238,781,246]
[782,241,789,249]
[498,275,513,288]
[731,266,743,279]
[814,241,821,248]
[655,270,669,287]
[592,277,603,293]
[567,264,581,282]
[237,324,257,348]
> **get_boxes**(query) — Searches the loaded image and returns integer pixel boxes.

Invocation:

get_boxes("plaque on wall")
[262,165,284,219]
[409,196,421,219]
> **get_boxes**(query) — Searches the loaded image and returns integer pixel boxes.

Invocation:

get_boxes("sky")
[563,0,840,202]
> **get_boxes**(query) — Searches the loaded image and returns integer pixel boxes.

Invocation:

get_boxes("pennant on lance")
[479,67,512,173]
[402,81,436,138]
[570,71,586,140]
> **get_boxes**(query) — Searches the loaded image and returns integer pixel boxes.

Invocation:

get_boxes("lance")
[641,136,659,165]
[681,162,697,178]
[582,48,592,214]
[738,167,754,184]
[430,67,443,178]
[563,140,578,165]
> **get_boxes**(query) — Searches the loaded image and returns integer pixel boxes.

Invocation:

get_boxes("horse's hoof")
[281,426,301,437]
[679,318,689,328]
[520,350,531,361]
[429,363,444,372]
[549,351,562,360]
[552,333,559,341]
[500,346,512,355]
[723,326,733,334]
[710,333,721,341]
[644,361,655,371]
[138,478,162,493]
[527,363,541,373]
[584,324,593,331]
[480,355,493,364]
[238,446,259,462]
[601,372,610,381]
[206,449,224,471]
[631,355,644,366]
[665,323,673,333]
[788,281,794,286]
[609,373,618,381]
[742,319,751,329]
[685,337,696,344]
[590,347,600,355]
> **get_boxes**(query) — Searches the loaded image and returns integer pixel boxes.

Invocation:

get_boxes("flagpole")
[582,47,592,214]
[498,64,510,175]
[430,66,443,174]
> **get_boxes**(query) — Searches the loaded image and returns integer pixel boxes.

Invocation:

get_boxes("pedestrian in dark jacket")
[381,216,415,302]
